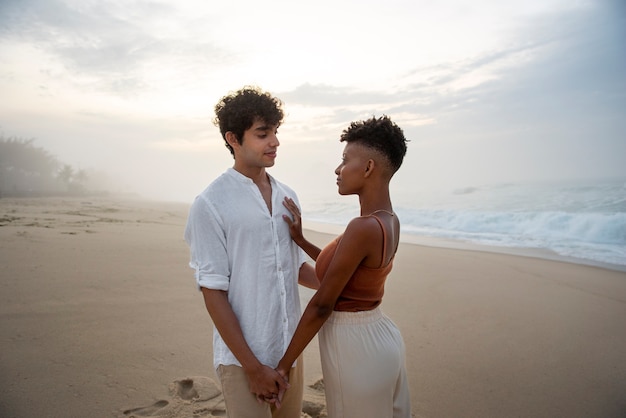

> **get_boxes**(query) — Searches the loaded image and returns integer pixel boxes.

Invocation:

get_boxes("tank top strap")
[368,213,389,269]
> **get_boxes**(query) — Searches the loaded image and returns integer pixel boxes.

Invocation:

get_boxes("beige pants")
[319,308,411,418]
[217,358,303,418]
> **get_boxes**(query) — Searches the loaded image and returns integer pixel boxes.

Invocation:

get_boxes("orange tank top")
[315,214,394,312]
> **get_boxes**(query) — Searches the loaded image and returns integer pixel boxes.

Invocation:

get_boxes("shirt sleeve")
[184,195,230,291]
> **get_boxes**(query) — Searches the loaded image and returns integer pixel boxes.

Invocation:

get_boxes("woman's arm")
[276,216,379,376]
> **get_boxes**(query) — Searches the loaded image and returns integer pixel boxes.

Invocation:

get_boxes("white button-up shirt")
[184,168,307,370]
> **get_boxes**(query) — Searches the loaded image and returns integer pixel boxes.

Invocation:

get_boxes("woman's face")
[334,142,370,195]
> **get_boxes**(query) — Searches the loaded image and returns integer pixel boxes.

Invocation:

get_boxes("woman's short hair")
[340,115,408,173]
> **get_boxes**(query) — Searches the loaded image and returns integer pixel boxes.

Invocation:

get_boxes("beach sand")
[1,197,625,417]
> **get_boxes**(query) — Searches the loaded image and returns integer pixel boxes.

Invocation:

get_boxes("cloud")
[272,0,625,170]
[0,0,623,201]
[0,0,229,96]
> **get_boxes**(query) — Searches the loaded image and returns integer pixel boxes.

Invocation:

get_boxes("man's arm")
[200,288,289,401]
[298,262,319,290]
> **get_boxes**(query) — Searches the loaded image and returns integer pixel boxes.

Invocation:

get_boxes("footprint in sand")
[174,378,198,400]
[169,376,222,402]
[192,406,227,417]
[123,400,169,416]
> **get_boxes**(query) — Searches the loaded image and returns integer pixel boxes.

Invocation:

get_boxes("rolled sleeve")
[298,246,309,267]
[195,271,229,292]
[184,195,230,292]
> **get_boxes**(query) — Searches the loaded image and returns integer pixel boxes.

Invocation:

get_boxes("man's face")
[232,118,280,169]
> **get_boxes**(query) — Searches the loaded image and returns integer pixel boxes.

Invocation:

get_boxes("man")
[184,86,318,418]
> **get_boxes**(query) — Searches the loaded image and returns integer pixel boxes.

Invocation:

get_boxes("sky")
[1,0,625,204]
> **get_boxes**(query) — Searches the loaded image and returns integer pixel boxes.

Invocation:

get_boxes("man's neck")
[233,164,273,213]
[232,164,269,187]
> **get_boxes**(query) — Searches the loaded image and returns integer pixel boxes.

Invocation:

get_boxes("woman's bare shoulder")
[343,215,382,239]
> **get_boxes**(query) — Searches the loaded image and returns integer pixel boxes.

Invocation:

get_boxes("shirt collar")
[226,167,275,186]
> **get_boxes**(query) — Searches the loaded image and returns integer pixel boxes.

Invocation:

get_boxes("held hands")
[247,364,290,408]
[275,366,291,384]
[282,197,304,243]
[272,366,292,406]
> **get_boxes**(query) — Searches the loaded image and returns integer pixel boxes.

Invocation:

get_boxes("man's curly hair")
[213,86,284,156]
[340,115,408,173]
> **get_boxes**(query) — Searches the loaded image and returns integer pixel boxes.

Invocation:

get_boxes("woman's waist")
[326,306,384,324]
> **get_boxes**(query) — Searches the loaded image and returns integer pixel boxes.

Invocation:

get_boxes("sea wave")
[301,178,626,267]
[399,209,626,266]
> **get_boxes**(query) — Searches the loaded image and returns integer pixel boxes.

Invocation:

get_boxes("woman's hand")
[282,197,322,261]
[275,365,291,382]
[255,366,289,408]
[282,197,304,243]
[247,364,289,408]
[273,366,291,408]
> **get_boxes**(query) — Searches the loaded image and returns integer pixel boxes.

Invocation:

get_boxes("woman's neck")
[358,194,393,217]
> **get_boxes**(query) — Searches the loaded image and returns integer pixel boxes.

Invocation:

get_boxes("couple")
[184,86,411,418]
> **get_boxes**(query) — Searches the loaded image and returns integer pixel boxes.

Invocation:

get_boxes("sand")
[0,197,625,418]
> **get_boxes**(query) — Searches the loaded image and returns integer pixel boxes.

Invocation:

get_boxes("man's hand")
[246,364,290,408]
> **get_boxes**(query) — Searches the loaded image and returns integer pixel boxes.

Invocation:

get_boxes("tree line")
[0,136,104,197]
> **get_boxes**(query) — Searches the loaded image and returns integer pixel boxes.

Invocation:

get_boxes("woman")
[277,115,411,417]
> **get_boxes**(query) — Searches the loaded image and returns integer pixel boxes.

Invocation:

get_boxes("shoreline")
[20,195,619,273]
[303,219,626,273]
[2,193,623,275]
[3,193,622,271]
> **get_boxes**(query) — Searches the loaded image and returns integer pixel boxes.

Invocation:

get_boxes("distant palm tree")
[57,164,74,190]
[74,169,88,185]
[0,136,60,195]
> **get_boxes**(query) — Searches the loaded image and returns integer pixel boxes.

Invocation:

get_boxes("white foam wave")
[301,178,626,267]
[399,209,626,266]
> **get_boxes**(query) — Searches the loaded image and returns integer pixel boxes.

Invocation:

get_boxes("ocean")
[298,177,626,270]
